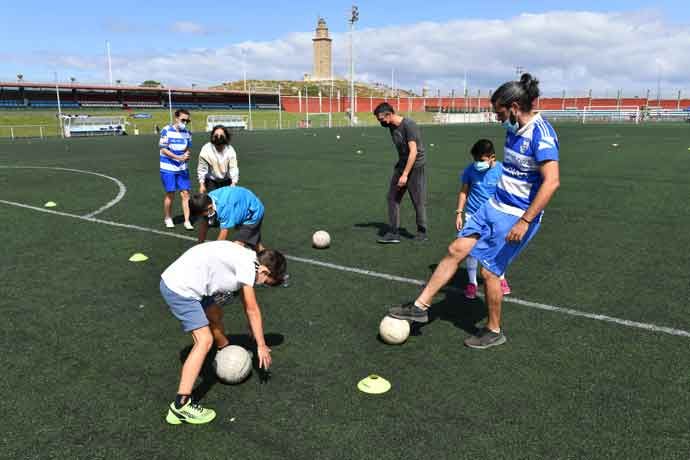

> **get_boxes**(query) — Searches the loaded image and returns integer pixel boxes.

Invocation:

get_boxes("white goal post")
[582,106,641,124]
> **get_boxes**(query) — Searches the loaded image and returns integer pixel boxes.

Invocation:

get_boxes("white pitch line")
[0,166,127,218]
[2,198,689,339]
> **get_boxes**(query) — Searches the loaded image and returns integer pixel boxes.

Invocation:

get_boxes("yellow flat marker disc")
[357,374,391,394]
[44,201,57,208]
[129,253,149,262]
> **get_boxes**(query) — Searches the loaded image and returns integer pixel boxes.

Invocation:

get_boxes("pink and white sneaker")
[464,283,478,299]
[501,279,511,295]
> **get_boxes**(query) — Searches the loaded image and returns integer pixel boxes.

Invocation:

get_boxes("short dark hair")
[210,125,231,142]
[373,102,395,117]
[491,73,540,112]
[257,249,287,283]
[470,139,495,160]
[189,192,212,216]
[174,109,190,118]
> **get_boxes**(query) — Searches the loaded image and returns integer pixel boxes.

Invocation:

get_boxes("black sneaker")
[377,232,401,244]
[414,231,429,242]
[388,302,429,323]
[464,328,507,349]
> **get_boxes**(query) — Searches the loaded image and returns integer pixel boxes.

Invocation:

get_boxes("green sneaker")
[165,400,217,425]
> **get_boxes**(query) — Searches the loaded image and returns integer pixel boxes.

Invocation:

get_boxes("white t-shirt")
[161,241,256,300]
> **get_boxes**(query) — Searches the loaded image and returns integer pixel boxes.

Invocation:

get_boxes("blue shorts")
[457,202,541,276]
[160,170,191,193]
[160,279,215,332]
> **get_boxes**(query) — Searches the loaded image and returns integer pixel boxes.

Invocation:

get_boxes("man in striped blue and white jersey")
[160,109,194,230]
[388,74,560,350]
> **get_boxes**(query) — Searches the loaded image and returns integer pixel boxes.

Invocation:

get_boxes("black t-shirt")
[389,117,425,170]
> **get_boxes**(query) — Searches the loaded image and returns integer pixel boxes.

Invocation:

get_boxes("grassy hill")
[213,79,418,98]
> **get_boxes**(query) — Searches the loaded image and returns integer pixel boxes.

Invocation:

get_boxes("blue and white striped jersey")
[491,113,559,217]
[159,124,192,173]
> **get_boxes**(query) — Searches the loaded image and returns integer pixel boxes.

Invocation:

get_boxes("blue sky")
[2,1,689,94]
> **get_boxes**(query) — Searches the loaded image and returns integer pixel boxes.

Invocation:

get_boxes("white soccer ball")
[312,230,331,249]
[379,315,411,345]
[336,135,341,139]
[213,345,252,384]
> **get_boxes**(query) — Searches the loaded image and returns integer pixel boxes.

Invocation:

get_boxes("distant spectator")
[159,110,193,230]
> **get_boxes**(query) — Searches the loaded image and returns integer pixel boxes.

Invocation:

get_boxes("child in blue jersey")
[456,139,511,299]
[189,186,265,250]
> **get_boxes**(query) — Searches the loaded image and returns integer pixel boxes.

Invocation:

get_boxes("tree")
[70,77,76,83]
[17,74,23,82]
[139,80,162,88]
[115,79,122,85]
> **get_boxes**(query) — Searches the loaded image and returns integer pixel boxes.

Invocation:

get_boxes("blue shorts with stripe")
[457,202,541,276]
[160,170,191,192]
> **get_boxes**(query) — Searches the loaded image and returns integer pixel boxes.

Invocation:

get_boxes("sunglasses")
[179,118,191,123]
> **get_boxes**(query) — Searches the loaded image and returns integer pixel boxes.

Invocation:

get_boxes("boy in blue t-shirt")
[456,139,511,299]
[189,186,265,250]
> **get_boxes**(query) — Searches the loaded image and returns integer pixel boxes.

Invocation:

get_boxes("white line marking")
[0,166,127,218]
[1,198,689,339]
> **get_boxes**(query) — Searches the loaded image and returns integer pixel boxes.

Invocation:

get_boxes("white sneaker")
[183,221,194,231]
[164,218,174,228]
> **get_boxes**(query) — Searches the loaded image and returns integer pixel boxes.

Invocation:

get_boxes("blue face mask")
[474,161,491,172]
[502,112,519,133]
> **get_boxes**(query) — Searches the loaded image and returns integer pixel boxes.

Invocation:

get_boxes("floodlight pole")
[278,84,282,129]
[54,72,63,138]
[106,41,113,85]
[248,85,253,130]
[242,49,247,91]
[349,5,359,127]
[168,88,173,124]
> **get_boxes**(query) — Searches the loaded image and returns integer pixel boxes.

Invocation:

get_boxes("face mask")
[212,136,226,146]
[474,161,491,172]
[502,111,519,133]
[177,121,187,130]
[379,121,390,128]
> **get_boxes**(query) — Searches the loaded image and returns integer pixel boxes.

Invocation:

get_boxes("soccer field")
[1,123,689,459]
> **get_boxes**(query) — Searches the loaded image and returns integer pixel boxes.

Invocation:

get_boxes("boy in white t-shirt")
[159,241,287,425]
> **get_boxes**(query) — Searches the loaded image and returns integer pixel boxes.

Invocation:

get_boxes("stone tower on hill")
[308,17,332,81]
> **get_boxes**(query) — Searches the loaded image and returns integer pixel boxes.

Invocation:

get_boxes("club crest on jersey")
[520,139,530,154]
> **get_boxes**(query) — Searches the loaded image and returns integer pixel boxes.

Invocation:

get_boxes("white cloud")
[8,11,690,95]
[171,21,209,35]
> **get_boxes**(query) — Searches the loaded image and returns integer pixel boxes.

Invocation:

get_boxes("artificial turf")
[1,122,689,459]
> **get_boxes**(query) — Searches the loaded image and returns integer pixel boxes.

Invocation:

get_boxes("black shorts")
[204,176,233,192]
[233,219,263,248]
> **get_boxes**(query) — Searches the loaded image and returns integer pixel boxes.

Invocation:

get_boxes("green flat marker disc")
[129,253,149,262]
[357,374,391,394]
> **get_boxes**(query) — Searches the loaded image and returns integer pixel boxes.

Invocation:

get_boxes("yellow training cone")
[44,201,57,208]
[129,253,149,262]
[357,375,391,394]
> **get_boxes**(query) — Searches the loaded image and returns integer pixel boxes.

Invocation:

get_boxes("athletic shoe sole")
[165,408,217,425]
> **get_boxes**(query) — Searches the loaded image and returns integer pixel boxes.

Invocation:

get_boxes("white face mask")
[474,161,491,172]
[177,121,187,130]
